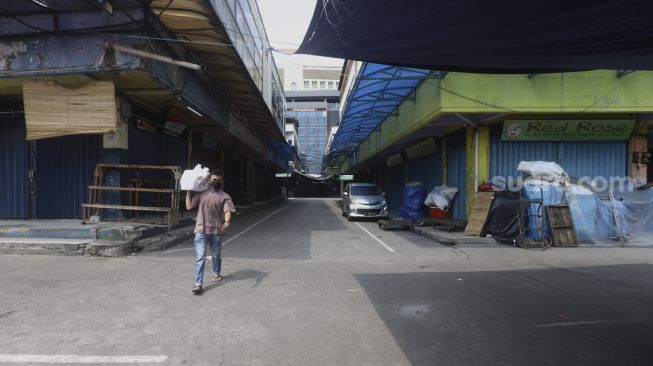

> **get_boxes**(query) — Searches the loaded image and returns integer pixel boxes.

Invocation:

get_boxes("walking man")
[185,170,236,294]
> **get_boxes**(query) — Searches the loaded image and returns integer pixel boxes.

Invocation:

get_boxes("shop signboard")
[501,120,635,141]
[275,173,291,177]
[339,175,354,181]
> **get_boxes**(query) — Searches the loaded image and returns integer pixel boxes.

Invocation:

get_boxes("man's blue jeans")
[194,233,223,284]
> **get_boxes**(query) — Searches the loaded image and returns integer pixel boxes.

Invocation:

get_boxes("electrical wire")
[424,79,519,112]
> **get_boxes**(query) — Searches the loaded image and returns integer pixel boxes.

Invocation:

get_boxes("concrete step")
[0,238,93,255]
[413,226,498,246]
[0,226,95,240]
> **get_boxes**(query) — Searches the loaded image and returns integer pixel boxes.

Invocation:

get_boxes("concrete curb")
[91,197,287,256]
[0,197,287,257]
[413,227,497,246]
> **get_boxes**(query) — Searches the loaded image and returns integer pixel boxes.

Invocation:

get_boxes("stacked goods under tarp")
[565,184,597,242]
[568,185,653,245]
[481,191,520,243]
[517,162,566,242]
[399,182,427,220]
[495,160,653,246]
[521,179,566,240]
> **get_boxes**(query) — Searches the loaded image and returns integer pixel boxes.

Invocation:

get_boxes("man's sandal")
[212,274,223,282]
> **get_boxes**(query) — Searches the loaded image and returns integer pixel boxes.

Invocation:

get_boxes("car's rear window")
[350,186,381,196]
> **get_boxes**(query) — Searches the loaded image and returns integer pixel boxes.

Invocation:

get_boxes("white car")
[341,183,388,221]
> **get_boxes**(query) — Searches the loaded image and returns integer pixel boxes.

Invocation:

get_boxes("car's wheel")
[347,211,353,222]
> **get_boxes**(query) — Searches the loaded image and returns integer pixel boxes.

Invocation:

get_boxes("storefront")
[488,119,634,183]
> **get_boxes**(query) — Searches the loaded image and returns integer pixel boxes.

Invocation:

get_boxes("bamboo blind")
[23,80,117,140]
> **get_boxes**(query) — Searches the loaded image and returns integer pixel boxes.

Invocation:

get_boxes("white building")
[279,64,341,91]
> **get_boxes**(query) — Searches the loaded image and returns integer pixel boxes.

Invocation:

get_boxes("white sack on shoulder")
[180,164,211,191]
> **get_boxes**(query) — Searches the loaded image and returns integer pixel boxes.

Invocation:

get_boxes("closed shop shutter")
[408,152,442,191]
[0,119,29,218]
[558,141,627,178]
[387,164,405,210]
[490,141,558,179]
[35,134,101,218]
[447,130,467,220]
[490,141,627,180]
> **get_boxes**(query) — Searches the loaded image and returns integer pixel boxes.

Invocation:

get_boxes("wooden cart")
[82,164,181,229]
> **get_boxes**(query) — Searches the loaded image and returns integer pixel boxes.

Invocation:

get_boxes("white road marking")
[534,320,618,328]
[0,354,167,364]
[355,222,395,253]
[162,201,297,253]
[323,200,395,253]
[223,200,297,245]
[161,246,195,253]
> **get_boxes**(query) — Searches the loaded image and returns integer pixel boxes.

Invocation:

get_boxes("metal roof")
[324,63,433,165]
[152,0,285,141]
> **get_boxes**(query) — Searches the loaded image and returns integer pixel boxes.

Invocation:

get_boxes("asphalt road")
[2,198,653,365]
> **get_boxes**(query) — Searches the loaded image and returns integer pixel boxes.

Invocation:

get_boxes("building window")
[304,80,309,89]
[336,81,340,89]
[328,81,333,89]
[290,82,297,90]
[320,81,325,89]
[312,81,317,89]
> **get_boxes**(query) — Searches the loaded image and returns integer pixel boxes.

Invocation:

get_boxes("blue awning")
[325,63,433,165]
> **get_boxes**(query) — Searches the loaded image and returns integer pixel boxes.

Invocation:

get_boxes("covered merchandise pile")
[486,161,653,245]
[399,182,427,220]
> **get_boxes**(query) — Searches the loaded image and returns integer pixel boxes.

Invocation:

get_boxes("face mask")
[211,181,222,190]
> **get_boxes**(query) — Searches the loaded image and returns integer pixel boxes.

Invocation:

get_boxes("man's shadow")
[199,269,269,294]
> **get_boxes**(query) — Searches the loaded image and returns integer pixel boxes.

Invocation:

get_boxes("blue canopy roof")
[325,63,433,165]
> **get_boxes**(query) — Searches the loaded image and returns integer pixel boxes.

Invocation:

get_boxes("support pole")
[187,128,192,168]
[109,43,205,71]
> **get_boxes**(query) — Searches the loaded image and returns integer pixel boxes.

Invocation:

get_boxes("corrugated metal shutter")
[490,141,558,178]
[408,152,442,191]
[35,134,101,218]
[447,131,467,220]
[0,119,29,218]
[558,141,627,178]
[490,141,627,179]
[387,164,405,210]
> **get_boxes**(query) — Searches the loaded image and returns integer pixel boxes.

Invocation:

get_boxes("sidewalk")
[388,208,497,246]
[0,197,285,257]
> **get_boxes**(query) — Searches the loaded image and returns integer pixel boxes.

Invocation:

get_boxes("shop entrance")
[0,119,101,219]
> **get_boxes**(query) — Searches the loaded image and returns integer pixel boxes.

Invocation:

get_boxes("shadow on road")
[199,269,270,293]
[355,263,653,366]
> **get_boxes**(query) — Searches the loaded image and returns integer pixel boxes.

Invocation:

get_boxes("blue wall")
[387,164,405,210]
[0,119,29,218]
[35,134,102,218]
[490,140,628,179]
[408,152,442,191]
[447,130,467,220]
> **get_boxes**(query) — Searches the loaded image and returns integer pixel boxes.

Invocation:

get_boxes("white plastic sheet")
[517,161,566,180]
[180,164,211,192]
[424,185,458,209]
